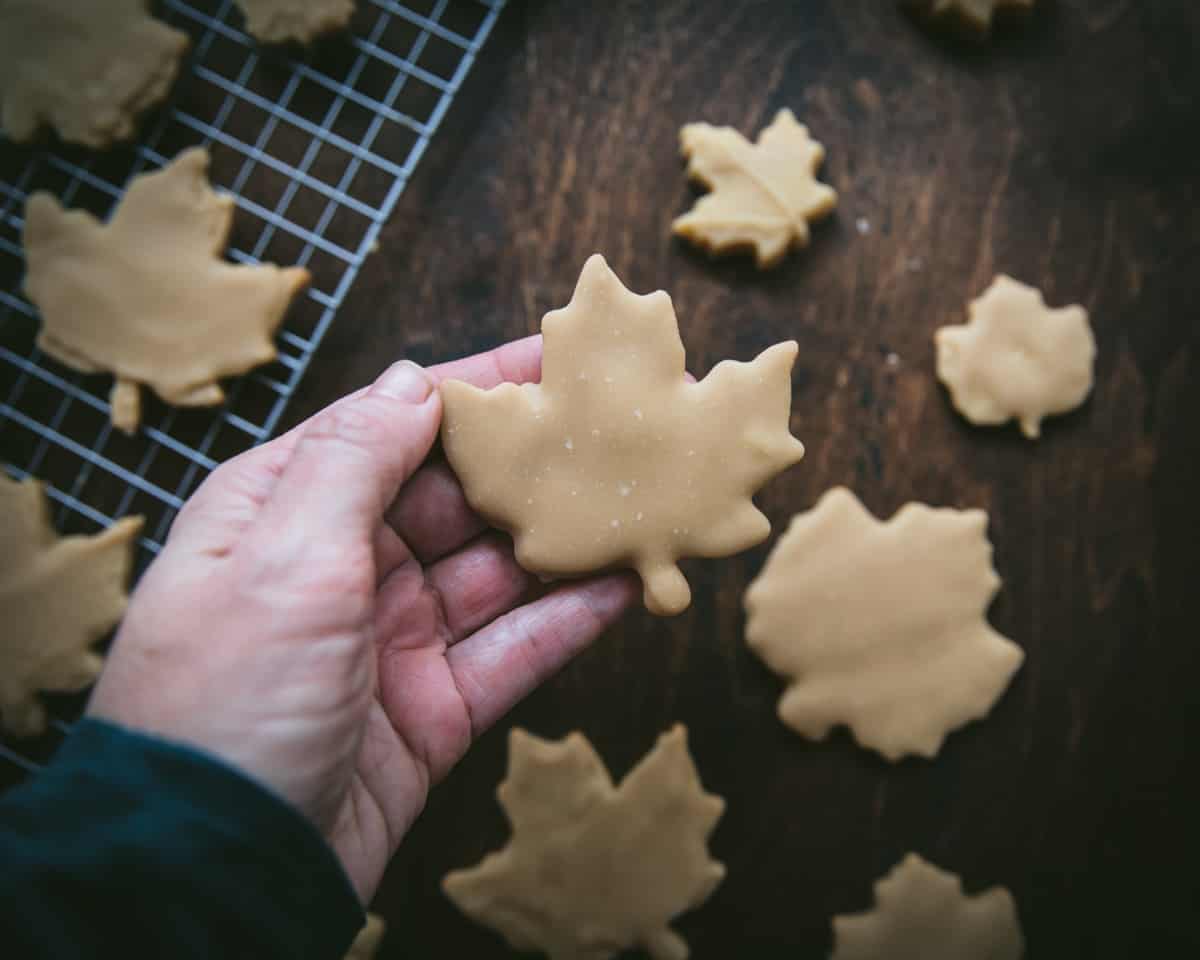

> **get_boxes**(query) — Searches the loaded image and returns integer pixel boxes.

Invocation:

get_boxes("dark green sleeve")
[0,718,364,959]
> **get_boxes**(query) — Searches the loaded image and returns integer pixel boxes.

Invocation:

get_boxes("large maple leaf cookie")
[744,487,1023,760]
[441,254,805,615]
[23,148,310,433]
[444,726,725,960]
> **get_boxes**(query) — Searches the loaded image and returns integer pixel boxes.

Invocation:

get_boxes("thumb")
[252,360,441,547]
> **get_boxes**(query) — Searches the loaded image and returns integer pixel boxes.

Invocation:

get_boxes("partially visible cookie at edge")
[830,854,1024,960]
[344,914,385,959]
[0,473,143,737]
[237,0,356,43]
[0,0,189,147]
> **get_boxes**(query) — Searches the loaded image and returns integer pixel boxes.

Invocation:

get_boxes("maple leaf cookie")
[0,474,142,737]
[0,0,188,147]
[673,109,838,268]
[744,488,1023,761]
[441,254,805,615]
[23,148,310,433]
[444,726,724,960]
[935,275,1095,439]
[830,854,1024,960]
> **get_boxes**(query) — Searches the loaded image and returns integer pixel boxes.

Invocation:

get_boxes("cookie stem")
[639,561,691,616]
[644,926,689,960]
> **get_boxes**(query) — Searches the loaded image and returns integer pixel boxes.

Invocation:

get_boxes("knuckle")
[303,402,383,453]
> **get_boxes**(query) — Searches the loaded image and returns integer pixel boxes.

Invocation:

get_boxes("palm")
[93,338,633,907]
[272,339,634,900]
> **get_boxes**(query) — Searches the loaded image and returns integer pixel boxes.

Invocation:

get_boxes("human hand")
[87,336,637,902]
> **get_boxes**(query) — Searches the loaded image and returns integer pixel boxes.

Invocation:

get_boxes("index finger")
[240,335,545,463]
[425,333,542,390]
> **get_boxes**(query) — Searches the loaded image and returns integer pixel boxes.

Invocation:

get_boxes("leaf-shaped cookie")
[744,487,1023,760]
[0,0,189,147]
[673,109,837,268]
[830,854,1024,959]
[237,0,356,44]
[902,0,1036,31]
[441,254,805,615]
[23,147,310,433]
[935,275,1095,439]
[0,474,142,737]
[443,725,725,960]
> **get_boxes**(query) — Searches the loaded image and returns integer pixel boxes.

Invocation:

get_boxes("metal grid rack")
[0,0,504,778]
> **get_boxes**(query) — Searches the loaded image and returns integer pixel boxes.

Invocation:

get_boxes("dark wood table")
[288,2,1200,956]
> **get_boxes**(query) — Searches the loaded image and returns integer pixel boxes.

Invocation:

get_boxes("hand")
[88,336,637,901]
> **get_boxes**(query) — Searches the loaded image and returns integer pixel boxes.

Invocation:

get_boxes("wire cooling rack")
[0,0,504,780]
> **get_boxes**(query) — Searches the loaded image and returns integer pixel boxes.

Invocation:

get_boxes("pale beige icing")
[23,148,310,433]
[673,108,837,268]
[935,275,1094,439]
[0,0,189,147]
[441,254,804,615]
[237,0,356,44]
[443,726,725,960]
[831,854,1024,960]
[0,474,142,737]
[344,914,384,959]
[744,487,1023,761]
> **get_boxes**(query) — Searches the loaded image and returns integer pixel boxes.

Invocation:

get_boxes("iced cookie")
[440,254,805,615]
[0,0,188,147]
[444,726,725,960]
[237,0,356,44]
[0,474,143,738]
[744,488,1023,761]
[935,275,1095,439]
[23,147,310,433]
[673,109,837,268]
[831,854,1024,959]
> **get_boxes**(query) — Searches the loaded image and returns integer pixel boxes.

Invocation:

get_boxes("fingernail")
[373,360,433,404]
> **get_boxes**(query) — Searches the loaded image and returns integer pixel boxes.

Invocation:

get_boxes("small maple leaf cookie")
[444,725,725,960]
[673,108,838,268]
[935,275,1095,439]
[744,487,1023,761]
[830,854,1024,960]
[903,0,1036,32]
[23,148,310,433]
[0,0,189,147]
[237,0,356,44]
[0,474,143,737]
[441,254,805,615]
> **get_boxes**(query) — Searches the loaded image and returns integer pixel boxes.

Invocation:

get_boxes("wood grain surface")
[290,3,1200,955]
[3,0,1194,956]
[282,1,1200,956]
